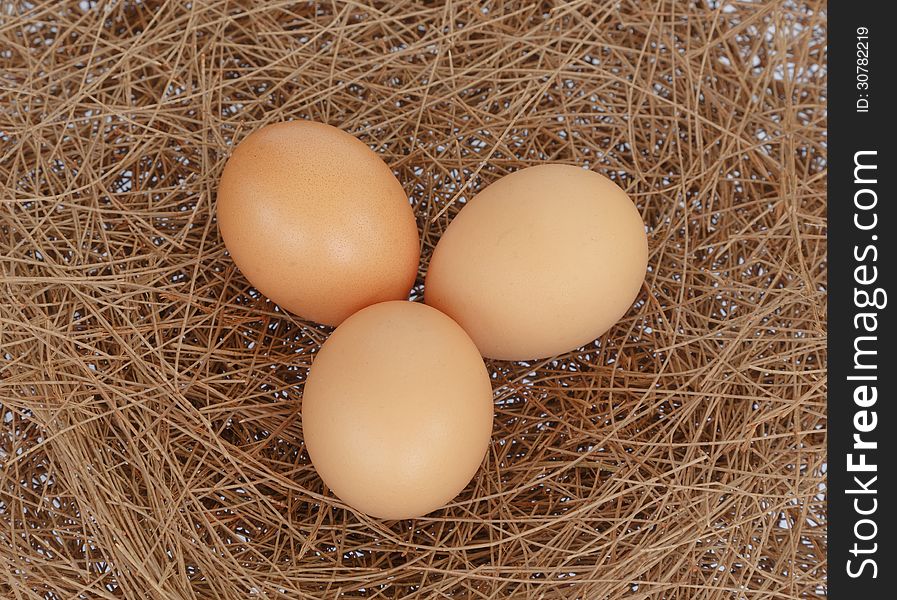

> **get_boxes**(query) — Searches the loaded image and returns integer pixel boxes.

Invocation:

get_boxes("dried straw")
[1,1,826,598]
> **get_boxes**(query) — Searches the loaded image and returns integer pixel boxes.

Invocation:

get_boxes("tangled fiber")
[1,1,826,598]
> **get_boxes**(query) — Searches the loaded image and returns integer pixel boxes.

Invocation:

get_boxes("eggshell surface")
[425,164,648,360]
[302,301,493,520]
[217,121,420,326]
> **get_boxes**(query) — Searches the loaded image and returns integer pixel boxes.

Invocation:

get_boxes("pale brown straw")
[1,1,826,597]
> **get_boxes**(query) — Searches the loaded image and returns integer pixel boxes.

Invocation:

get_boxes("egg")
[302,301,493,519]
[425,164,648,360]
[216,121,420,326]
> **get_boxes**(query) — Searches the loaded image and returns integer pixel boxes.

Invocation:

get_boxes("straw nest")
[1,1,826,598]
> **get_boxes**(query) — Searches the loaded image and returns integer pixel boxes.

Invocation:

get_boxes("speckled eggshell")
[301,301,493,520]
[425,164,648,361]
[216,121,420,326]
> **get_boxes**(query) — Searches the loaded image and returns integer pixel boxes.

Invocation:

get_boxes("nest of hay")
[1,1,826,597]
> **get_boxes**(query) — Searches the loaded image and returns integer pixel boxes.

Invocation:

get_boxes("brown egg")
[216,121,420,326]
[302,301,493,520]
[425,165,648,360]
